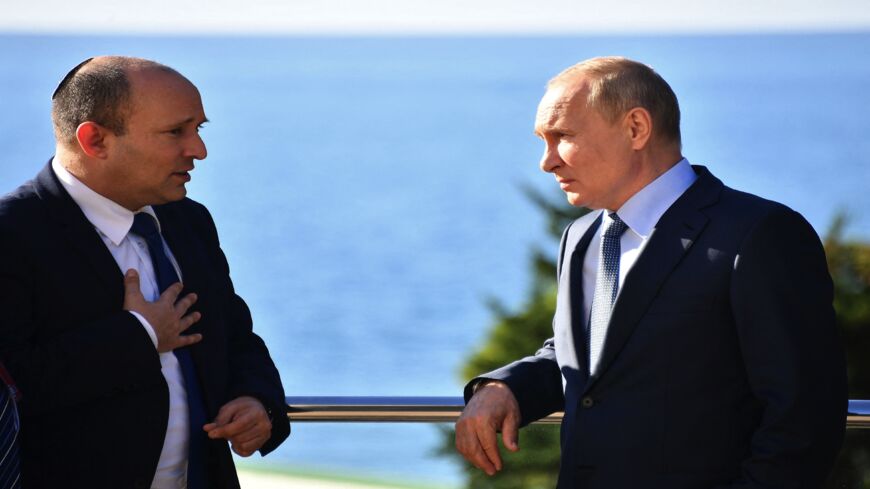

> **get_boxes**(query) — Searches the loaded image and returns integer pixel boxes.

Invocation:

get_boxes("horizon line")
[2,26,869,37]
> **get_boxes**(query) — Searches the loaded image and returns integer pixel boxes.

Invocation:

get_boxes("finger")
[232,434,269,456]
[175,333,202,348]
[455,421,497,476]
[174,293,198,315]
[225,413,259,438]
[228,420,270,446]
[231,443,256,457]
[123,269,143,304]
[160,334,201,354]
[158,282,184,305]
[221,411,260,439]
[179,312,202,331]
[204,424,230,440]
[232,448,251,457]
[208,403,250,439]
[501,414,520,452]
[214,402,240,426]
[207,421,241,440]
[477,423,503,472]
[466,441,497,476]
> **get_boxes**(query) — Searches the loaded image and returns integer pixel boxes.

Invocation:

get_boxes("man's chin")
[160,187,188,204]
[565,192,586,208]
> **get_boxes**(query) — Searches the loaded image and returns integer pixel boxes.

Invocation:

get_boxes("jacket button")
[581,396,594,408]
[133,479,148,489]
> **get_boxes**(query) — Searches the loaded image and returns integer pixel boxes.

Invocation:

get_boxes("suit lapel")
[153,205,208,336]
[34,161,124,298]
[584,167,723,389]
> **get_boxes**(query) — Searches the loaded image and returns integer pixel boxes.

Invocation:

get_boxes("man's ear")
[75,122,111,158]
[624,107,653,150]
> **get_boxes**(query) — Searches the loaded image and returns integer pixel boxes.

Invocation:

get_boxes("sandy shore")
[237,466,446,489]
[239,469,387,488]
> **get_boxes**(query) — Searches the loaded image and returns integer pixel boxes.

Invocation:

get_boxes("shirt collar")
[51,157,159,246]
[609,158,698,239]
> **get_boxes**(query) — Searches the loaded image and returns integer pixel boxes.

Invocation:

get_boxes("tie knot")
[130,212,160,239]
[605,212,628,238]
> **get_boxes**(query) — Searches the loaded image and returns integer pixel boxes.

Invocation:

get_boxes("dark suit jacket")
[466,166,847,489]
[0,163,291,489]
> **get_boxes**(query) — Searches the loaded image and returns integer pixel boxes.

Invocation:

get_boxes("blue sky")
[2,0,869,34]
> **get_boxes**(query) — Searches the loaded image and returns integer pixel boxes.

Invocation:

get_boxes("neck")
[636,141,683,182]
[54,145,89,181]
[606,147,684,211]
[54,145,141,211]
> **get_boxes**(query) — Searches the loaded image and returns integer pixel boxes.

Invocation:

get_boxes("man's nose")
[539,144,560,173]
[187,134,208,160]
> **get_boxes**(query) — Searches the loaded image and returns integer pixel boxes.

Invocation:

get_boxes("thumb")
[123,269,142,304]
[213,403,238,427]
[502,414,520,452]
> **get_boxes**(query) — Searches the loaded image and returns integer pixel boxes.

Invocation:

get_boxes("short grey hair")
[550,56,681,148]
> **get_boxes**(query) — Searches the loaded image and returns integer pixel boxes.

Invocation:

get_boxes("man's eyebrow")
[163,116,210,128]
[534,124,570,137]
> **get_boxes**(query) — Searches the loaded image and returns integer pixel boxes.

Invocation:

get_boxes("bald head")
[549,56,682,149]
[51,56,185,146]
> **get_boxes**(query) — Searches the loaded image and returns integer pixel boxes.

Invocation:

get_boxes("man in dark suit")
[0,56,290,488]
[455,56,847,488]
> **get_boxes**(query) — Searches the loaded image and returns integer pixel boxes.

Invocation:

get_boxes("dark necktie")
[588,213,628,376]
[0,368,20,489]
[130,212,207,489]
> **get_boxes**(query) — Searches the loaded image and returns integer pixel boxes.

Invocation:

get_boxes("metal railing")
[286,397,870,429]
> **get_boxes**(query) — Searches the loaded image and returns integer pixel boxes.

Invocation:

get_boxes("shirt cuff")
[128,311,158,349]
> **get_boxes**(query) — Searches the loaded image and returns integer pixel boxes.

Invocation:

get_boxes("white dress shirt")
[580,158,698,329]
[52,159,190,489]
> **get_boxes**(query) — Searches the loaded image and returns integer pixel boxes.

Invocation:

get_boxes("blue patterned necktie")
[129,212,207,489]
[0,377,20,489]
[588,213,629,376]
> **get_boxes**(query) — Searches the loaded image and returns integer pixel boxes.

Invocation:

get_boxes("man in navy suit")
[0,56,289,488]
[455,57,847,488]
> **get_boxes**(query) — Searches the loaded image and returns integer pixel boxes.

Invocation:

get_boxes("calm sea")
[1,33,868,486]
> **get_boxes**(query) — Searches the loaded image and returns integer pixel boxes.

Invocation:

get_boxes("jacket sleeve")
[464,338,565,427]
[463,221,576,426]
[721,206,847,488]
[192,203,291,454]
